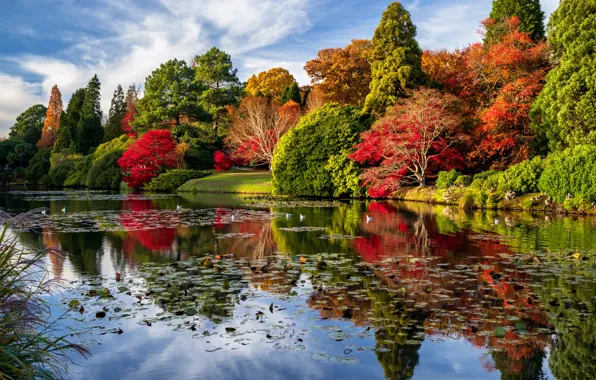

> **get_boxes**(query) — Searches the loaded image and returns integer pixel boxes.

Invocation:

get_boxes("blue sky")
[0,0,559,137]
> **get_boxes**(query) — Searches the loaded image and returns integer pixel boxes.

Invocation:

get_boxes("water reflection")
[1,190,596,379]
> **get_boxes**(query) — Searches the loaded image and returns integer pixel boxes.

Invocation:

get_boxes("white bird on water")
[286,213,292,219]
[299,214,305,221]
[61,207,66,213]
[177,205,183,210]
[366,215,373,224]
[41,210,46,215]
[231,214,236,222]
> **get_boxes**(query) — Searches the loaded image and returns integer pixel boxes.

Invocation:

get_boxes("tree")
[363,2,425,115]
[486,0,545,44]
[421,49,466,92]
[352,89,467,197]
[121,84,139,136]
[8,104,46,145]
[531,0,596,151]
[118,129,179,188]
[227,97,301,167]
[193,47,243,135]
[75,75,103,154]
[53,88,85,154]
[280,82,302,105]
[305,39,373,106]
[103,85,126,142]
[37,85,63,148]
[134,59,209,131]
[245,68,297,101]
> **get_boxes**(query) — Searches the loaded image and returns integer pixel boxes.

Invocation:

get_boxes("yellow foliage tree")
[245,68,296,101]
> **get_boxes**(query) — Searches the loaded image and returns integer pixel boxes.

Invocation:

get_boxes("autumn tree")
[364,2,425,115]
[53,88,85,154]
[226,97,301,167]
[8,104,46,145]
[134,59,209,131]
[485,0,545,44]
[305,86,328,113]
[118,129,179,188]
[421,49,466,92]
[75,75,104,154]
[193,47,243,135]
[531,0,596,151]
[352,89,466,197]
[280,82,301,105]
[121,84,138,136]
[245,68,297,101]
[37,85,63,148]
[103,85,126,142]
[305,39,373,106]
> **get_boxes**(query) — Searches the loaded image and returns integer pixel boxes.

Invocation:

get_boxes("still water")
[1,189,595,380]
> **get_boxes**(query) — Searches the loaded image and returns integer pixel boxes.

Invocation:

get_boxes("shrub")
[214,151,232,171]
[64,155,93,187]
[459,192,475,209]
[47,159,76,187]
[94,135,133,158]
[497,156,543,194]
[185,146,215,170]
[454,175,472,187]
[538,145,596,203]
[86,150,125,189]
[25,149,52,183]
[436,170,461,189]
[470,171,502,192]
[272,104,369,197]
[145,169,209,192]
[325,152,363,197]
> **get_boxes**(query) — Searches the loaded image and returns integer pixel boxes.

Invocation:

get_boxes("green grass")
[177,171,273,194]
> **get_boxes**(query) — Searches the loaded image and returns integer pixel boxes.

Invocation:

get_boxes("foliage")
[134,59,209,131]
[8,104,46,145]
[47,158,77,187]
[324,152,363,197]
[144,169,208,192]
[530,0,596,151]
[53,88,85,154]
[121,84,138,136]
[538,145,596,203]
[103,85,126,142]
[75,75,103,154]
[171,123,218,169]
[86,150,125,189]
[421,49,466,91]
[64,154,93,187]
[305,39,373,106]
[496,156,543,194]
[470,170,502,192]
[25,149,51,183]
[227,97,301,167]
[0,139,24,166]
[485,0,545,43]
[37,85,63,148]
[280,82,302,105]
[352,89,466,197]
[118,129,179,188]
[245,68,296,101]
[454,175,472,187]
[213,150,232,171]
[272,104,368,197]
[436,169,462,189]
[194,47,243,134]
[364,2,425,115]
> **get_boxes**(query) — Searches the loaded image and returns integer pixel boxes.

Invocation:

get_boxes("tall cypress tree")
[530,0,596,151]
[280,82,301,105]
[486,0,546,43]
[363,2,425,115]
[103,85,126,142]
[75,75,103,154]
[53,88,85,154]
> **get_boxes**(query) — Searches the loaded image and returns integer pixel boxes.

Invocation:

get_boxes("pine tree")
[75,75,103,154]
[280,82,301,105]
[54,88,85,154]
[486,0,545,43]
[37,85,63,148]
[121,84,139,135]
[363,2,425,115]
[103,85,126,142]
[530,0,596,151]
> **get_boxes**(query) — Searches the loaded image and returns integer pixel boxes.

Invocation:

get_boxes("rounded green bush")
[64,155,93,187]
[47,160,76,187]
[538,145,596,203]
[454,175,472,187]
[436,170,461,189]
[496,156,543,194]
[86,150,125,189]
[25,149,51,183]
[145,169,209,192]
[272,104,369,197]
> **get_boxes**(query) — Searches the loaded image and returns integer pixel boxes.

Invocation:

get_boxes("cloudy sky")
[0,0,560,137]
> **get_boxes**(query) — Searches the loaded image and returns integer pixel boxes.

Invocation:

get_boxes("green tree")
[75,75,103,153]
[8,104,46,145]
[54,88,85,154]
[280,82,301,105]
[530,0,596,151]
[134,59,209,131]
[194,47,243,135]
[363,2,425,115]
[486,0,546,43]
[103,84,126,142]
[25,148,51,182]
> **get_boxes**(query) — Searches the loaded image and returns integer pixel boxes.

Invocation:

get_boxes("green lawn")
[177,171,273,194]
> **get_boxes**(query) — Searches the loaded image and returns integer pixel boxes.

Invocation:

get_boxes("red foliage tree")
[37,85,63,148]
[118,129,178,188]
[213,150,232,171]
[351,88,467,197]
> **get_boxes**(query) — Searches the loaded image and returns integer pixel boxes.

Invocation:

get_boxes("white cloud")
[0,74,46,135]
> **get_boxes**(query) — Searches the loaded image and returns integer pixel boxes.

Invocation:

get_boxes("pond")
[1,189,595,380]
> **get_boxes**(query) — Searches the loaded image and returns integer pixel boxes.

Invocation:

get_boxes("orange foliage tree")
[245,68,297,101]
[37,85,63,148]
[305,39,373,106]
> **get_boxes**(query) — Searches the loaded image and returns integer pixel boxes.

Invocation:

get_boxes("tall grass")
[0,210,89,379]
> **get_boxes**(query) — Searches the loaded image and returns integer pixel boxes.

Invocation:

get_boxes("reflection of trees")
[59,232,104,275]
[42,228,64,279]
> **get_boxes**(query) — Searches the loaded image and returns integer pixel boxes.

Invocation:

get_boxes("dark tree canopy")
[75,75,104,154]
[8,104,47,145]
[486,0,546,43]
[103,84,126,142]
[280,82,301,105]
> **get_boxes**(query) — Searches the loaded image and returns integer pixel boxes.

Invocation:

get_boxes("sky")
[0,0,560,137]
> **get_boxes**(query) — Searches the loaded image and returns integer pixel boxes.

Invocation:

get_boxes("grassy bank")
[177,171,273,194]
